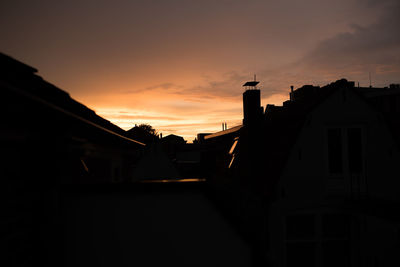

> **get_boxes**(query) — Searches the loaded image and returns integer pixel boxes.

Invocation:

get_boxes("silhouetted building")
[1,53,145,266]
[266,79,400,267]
[1,53,145,184]
[196,133,211,143]
[200,125,242,182]
[160,134,205,179]
[131,142,181,181]
[201,78,400,267]
[127,131,204,181]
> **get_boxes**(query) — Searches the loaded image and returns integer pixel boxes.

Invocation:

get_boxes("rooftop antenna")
[369,72,372,88]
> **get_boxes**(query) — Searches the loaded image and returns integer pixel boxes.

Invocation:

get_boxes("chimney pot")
[290,86,294,101]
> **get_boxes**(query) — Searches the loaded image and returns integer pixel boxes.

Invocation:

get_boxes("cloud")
[102,114,184,121]
[90,0,400,142]
[179,71,282,100]
[238,0,400,93]
[145,83,182,90]
[115,71,249,105]
[297,1,400,85]
[5,0,399,142]
[122,82,183,94]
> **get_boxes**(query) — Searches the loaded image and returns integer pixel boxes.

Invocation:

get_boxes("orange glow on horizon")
[88,90,289,142]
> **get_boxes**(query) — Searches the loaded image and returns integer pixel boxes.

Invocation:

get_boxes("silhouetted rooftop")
[162,134,186,143]
[234,78,400,196]
[0,53,37,74]
[204,125,243,140]
[1,52,144,147]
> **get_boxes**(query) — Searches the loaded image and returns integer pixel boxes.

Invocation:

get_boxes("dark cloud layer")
[298,1,400,85]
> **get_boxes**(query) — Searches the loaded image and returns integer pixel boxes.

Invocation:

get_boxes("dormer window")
[326,127,364,178]
[325,126,366,196]
[327,128,343,176]
[347,128,363,174]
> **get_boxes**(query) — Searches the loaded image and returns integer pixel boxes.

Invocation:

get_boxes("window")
[228,138,239,169]
[322,213,350,267]
[284,213,351,267]
[327,128,343,175]
[326,127,364,177]
[347,128,362,174]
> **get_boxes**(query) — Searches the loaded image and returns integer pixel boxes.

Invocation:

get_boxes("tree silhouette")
[137,124,158,136]
[126,124,159,144]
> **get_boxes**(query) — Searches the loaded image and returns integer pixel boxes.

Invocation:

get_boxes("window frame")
[323,124,366,185]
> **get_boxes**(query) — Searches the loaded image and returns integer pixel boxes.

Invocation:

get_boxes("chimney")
[242,79,261,125]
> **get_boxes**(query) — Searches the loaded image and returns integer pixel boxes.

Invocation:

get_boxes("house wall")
[268,88,400,267]
[279,88,400,201]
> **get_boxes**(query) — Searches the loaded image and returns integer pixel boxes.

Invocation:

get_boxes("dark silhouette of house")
[159,134,204,179]
[201,78,400,266]
[131,142,181,181]
[1,52,145,184]
[1,53,147,266]
[130,133,204,181]
[162,133,186,144]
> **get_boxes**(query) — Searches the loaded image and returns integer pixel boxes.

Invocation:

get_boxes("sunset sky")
[1,0,400,141]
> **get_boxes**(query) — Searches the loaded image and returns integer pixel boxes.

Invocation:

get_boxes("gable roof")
[162,134,186,143]
[1,53,144,147]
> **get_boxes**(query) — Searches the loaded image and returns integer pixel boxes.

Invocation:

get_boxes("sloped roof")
[0,52,144,147]
[204,125,243,140]
[162,134,186,143]
[0,53,37,74]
